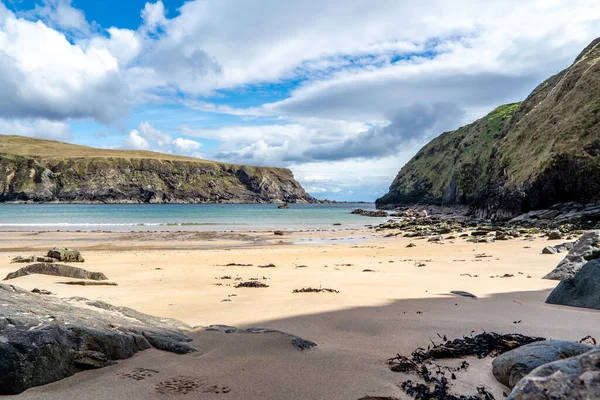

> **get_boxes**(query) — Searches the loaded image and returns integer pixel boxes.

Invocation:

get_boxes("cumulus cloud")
[0,8,130,124]
[0,118,71,140]
[172,137,202,152]
[121,121,202,155]
[22,0,89,33]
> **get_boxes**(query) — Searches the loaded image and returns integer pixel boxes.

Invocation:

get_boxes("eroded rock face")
[509,348,600,399]
[0,283,196,395]
[546,260,600,310]
[47,248,85,262]
[3,263,108,281]
[544,230,600,280]
[492,340,594,389]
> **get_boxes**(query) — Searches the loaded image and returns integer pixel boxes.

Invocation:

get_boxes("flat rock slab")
[11,255,57,263]
[47,248,85,262]
[3,263,108,281]
[0,283,195,395]
[509,348,600,399]
[492,340,594,388]
[544,230,600,280]
[203,325,317,351]
[57,281,118,286]
[546,260,600,310]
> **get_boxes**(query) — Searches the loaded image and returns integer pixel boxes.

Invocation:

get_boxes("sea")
[0,203,388,232]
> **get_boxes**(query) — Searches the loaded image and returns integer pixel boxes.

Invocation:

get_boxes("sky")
[0,1,599,201]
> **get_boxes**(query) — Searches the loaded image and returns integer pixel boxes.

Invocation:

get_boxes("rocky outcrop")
[47,248,85,262]
[377,38,600,220]
[492,340,594,389]
[351,209,388,217]
[546,260,600,309]
[0,136,315,204]
[0,283,195,395]
[3,263,108,281]
[544,230,600,280]
[509,348,600,399]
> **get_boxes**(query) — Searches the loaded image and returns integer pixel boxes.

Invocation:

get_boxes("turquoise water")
[0,203,387,231]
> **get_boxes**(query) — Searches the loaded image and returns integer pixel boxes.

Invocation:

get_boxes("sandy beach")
[2,228,599,399]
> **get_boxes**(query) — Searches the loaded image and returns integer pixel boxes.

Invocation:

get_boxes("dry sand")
[1,228,599,399]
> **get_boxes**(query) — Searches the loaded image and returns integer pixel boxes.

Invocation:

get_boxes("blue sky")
[0,0,599,201]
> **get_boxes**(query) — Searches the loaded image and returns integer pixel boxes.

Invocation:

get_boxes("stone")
[555,241,575,253]
[428,235,443,242]
[492,340,594,389]
[406,243,416,248]
[57,281,118,286]
[544,230,600,280]
[11,255,57,263]
[351,209,388,217]
[203,325,316,351]
[450,290,477,298]
[31,288,53,295]
[548,230,563,240]
[273,230,284,235]
[0,283,195,395]
[542,246,558,254]
[3,263,108,281]
[47,248,85,262]
[277,203,289,209]
[509,348,600,399]
[546,260,600,310]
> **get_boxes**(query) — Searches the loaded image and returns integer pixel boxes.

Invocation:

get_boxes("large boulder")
[0,283,196,395]
[492,340,594,389]
[546,260,600,310]
[509,348,600,399]
[544,230,600,280]
[3,263,108,281]
[47,248,85,263]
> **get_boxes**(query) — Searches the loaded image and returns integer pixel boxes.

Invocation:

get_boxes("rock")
[496,232,510,240]
[273,230,284,235]
[428,236,443,242]
[471,230,490,237]
[57,281,118,286]
[555,241,575,253]
[31,288,53,295]
[450,290,477,298]
[0,283,195,395]
[548,230,563,240]
[277,203,289,209]
[492,340,594,389]
[546,260,600,310]
[509,348,600,399]
[203,325,316,351]
[11,255,57,263]
[406,243,416,248]
[542,246,558,254]
[47,248,85,262]
[3,263,108,281]
[351,208,388,217]
[544,230,600,280]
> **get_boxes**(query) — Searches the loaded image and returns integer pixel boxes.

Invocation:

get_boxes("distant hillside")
[0,136,314,204]
[377,37,600,219]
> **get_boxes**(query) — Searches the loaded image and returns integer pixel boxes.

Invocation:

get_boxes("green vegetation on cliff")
[377,38,600,219]
[0,136,314,204]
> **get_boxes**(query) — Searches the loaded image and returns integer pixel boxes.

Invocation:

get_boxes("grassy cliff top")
[0,135,219,164]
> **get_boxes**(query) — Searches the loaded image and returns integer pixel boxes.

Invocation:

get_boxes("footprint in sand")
[155,376,231,395]
[118,368,160,381]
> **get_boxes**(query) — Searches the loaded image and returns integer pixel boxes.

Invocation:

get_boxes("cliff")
[377,37,600,219]
[0,136,315,204]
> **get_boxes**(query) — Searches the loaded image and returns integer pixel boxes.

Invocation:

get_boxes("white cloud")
[0,118,71,140]
[22,0,89,33]
[172,137,202,152]
[0,7,129,124]
[123,129,150,150]
[141,1,167,32]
